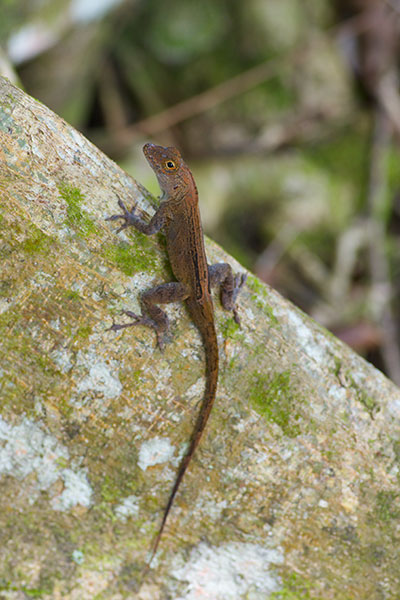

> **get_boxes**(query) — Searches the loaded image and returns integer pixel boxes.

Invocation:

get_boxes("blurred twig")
[98,58,130,133]
[115,12,380,146]
[0,47,20,85]
[367,108,400,384]
[345,0,400,383]
[385,0,400,16]
[254,223,298,282]
[120,59,280,142]
[329,221,370,306]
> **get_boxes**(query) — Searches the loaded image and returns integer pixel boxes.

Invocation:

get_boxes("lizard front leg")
[208,263,247,324]
[109,282,189,350]
[106,197,168,235]
[107,197,182,347]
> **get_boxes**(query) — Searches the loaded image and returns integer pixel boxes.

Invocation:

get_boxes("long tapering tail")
[146,308,218,568]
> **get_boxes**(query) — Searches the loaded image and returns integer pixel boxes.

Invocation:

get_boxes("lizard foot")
[230,273,247,325]
[105,198,138,233]
[234,272,247,294]
[107,311,166,350]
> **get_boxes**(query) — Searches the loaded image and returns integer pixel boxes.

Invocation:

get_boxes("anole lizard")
[107,143,246,565]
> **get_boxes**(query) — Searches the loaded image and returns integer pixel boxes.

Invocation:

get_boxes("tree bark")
[1,75,400,599]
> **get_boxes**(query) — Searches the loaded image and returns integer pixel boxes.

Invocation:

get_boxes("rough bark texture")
[1,75,400,600]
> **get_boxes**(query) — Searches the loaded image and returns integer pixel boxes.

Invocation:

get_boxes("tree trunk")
[1,75,400,599]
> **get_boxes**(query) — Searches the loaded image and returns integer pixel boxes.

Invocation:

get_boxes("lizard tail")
[146,309,218,568]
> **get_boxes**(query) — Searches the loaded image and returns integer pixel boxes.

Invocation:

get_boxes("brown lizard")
[107,143,246,566]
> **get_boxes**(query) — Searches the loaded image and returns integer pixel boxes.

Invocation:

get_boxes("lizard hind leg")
[208,263,247,324]
[108,282,189,350]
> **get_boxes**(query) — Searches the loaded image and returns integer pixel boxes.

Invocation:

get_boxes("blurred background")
[2,0,400,385]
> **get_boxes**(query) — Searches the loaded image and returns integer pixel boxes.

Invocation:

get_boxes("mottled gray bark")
[1,76,400,600]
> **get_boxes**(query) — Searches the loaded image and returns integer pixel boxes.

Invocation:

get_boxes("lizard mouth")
[142,143,156,162]
[143,142,164,158]
[143,142,154,155]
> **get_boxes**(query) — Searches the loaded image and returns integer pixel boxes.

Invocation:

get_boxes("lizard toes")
[121,310,143,324]
[117,198,128,212]
[235,272,247,290]
[156,332,169,352]
[117,198,136,218]
[233,308,241,325]
[105,214,123,222]
[116,222,131,233]
[107,322,125,332]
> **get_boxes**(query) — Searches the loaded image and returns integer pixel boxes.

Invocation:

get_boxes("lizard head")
[143,143,188,196]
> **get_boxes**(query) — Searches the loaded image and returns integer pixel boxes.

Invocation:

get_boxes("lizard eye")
[165,160,176,170]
